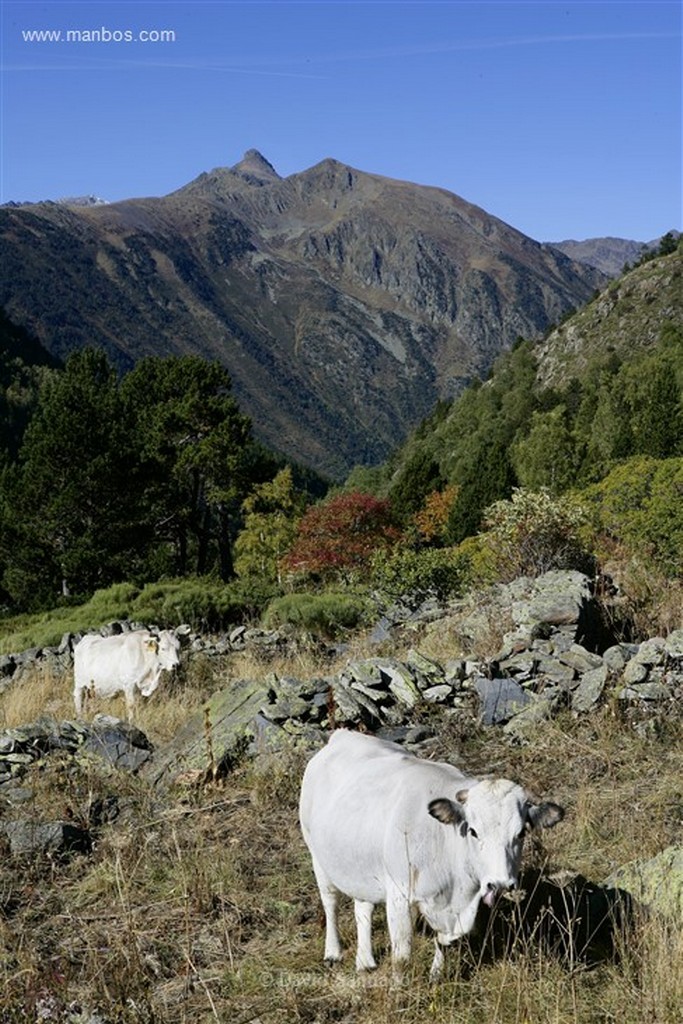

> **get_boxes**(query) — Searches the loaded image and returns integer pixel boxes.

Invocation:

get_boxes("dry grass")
[1,648,682,1022]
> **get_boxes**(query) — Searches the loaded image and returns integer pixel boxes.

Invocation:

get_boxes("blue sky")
[1,0,680,241]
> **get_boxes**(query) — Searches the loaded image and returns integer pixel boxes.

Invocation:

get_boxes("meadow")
[1,632,682,1024]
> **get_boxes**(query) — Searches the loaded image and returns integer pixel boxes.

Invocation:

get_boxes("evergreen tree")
[1,349,140,606]
[446,424,516,543]
[389,450,445,521]
[121,356,258,580]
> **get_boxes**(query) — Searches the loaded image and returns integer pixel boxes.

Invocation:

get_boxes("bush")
[262,591,372,637]
[580,456,683,578]
[370,545,469,606]
[282,492,400,582]
[482,488,593,581]
[0,577,279,653]
[131,577,277,631]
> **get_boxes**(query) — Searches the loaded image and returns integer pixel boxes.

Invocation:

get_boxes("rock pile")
[0,715,152,856]
[0,621,292,693]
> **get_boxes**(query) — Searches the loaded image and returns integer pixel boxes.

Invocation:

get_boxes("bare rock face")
[0,154,604,478]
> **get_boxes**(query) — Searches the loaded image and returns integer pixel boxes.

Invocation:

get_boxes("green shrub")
[0,577,279,653]
[131,577,277,631]
[370,545,469,605]
[482,488,593,581]
[580,456,683,577]
[262,591,372,637]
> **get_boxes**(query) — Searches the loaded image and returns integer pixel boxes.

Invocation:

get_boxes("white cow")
[73,629,181,718]
[299,730,564,977]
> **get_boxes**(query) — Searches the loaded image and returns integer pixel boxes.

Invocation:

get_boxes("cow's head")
[139,631,181,696]
[156,630,181,672]
[428,779,564,907]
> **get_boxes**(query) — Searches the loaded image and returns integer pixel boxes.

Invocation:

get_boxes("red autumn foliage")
[282,492,401,578]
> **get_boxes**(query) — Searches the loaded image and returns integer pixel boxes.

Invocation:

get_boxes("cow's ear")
[527,801,564,830]
[428,798,465,826]
[146,638,159,653]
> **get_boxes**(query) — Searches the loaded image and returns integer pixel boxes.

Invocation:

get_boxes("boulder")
[605,846,683,922]
[82,715,154,772]
[1,819,92,858]
[474,676,533,726]
[146,679,270,787]
[502,692,560,743]
[572,664,609,712]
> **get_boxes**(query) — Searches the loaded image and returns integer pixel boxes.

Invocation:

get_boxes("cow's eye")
[468,827,479,840]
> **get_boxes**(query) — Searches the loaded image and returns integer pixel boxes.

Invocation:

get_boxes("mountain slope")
[0,152,605,478]
[535,247,682,388]
[365,247,681,537]
[548,234,680,277]
[547,237,644,277]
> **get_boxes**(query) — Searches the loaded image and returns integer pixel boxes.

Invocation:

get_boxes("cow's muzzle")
[482,880,516,908]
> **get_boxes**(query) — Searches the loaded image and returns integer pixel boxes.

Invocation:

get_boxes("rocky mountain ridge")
[0,151,605,478]
[535,248,682,389]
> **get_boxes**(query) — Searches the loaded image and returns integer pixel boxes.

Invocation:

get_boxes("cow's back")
[74,632,147,688]
[300,730,467,903]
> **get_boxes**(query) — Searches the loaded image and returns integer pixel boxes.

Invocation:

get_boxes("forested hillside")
[352,245,682,542]
[0,243,680,635]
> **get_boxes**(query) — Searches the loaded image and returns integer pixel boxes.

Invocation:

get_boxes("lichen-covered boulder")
[606,846,683,922]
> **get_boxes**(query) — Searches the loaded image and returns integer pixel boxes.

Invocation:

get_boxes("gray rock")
[83,716,154,772]
[606,845,683,921]
[534,658,577,688]
[602,644,633,672]
[406,648,445,688]
[502,695,556,743]
[384,663,421,707]
[261,694,311,723]
[633,638,666,667]
[248,713,289,754]
[146,679,270,786]
[619,680,672,702]
[559,645,604,674]
[1,819,91,857]
[368,616,393,644]
[422,684,454,704]
[444,659,467,685]
[330,682,374,724]
[622,660,649,685]
[474,676,533,726]
[664,629,683,660]
[572,665,608,712]
[498,653,537,680]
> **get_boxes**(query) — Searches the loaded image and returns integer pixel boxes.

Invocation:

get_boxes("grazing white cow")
[73,630,181,718]
[299,730,564,977]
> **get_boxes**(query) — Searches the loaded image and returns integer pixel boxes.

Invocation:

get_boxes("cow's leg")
[386,884,413,968]
[74,685,83,717]
[309,852,342,963]
[429,939,445,981]
[353,899,377,971]
[124,687,135,720]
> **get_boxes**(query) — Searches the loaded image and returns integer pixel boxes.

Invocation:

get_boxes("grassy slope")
[1,639,682,1023]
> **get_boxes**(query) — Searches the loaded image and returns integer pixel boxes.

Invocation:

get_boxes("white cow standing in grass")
[73,629,181,718]
[299,729,564,978]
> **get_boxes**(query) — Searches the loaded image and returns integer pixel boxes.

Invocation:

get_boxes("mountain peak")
[231,149,280,183]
